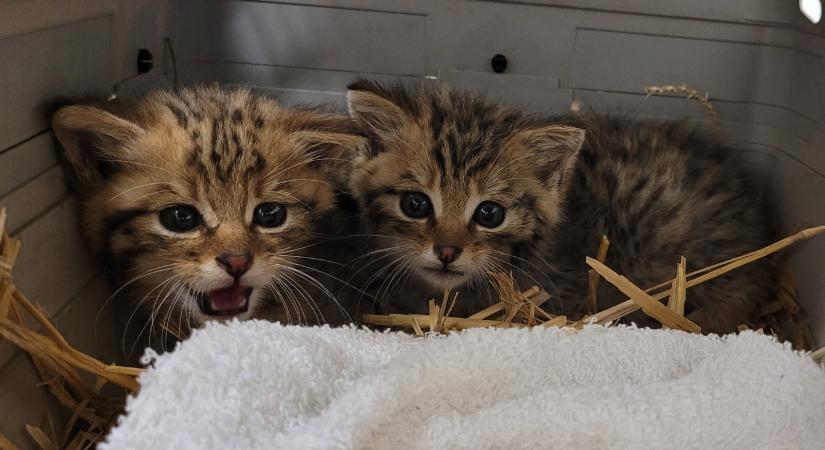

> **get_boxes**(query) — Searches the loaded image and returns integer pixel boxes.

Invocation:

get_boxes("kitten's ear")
[346,89,406,137]
[291,130,368,183]
[515,125,585,190]
[52,105,144,193]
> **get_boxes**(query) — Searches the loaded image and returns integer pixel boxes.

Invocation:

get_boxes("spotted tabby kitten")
[345,80,774,334]
[53,86,364,337]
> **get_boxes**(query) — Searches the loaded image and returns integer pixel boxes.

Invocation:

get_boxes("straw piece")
[428,299,438,332]
[584,236,610,315]
[586,258,701,333]
[410,317,424,336]
[644,83,720,133]
[520,286,542,300]
[667,256,687,316]
[467,303,504,320]
[0,208,7,236]
[0,433,19,450]
[502,301,525,324]
[542,315,567,328]
[61,378,105,448]
[812,346,825,362]
[592,226,825,324]
[363,314,527,330]
[0,319,140,390]
[0,278,13,320]
[25,425,57,450]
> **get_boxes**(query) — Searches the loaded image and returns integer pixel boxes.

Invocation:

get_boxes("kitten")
[345,79,775,334]
[52,85,364,340]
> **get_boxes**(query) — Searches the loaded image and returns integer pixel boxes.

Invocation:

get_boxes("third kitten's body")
[522,114,774,332]
[345,81,774,334]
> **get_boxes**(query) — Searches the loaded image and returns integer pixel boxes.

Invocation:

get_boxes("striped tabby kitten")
[53,86,363,338]
[345,79,774,334]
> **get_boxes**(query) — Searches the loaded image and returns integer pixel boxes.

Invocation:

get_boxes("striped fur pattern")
[346,80,775,334]
[53,86,364,341]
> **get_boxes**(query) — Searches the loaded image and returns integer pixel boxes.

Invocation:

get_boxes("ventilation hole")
[800,0,822,24]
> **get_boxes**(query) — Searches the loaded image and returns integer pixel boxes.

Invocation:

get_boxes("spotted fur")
[53,85,365,343]
[345,79,775,334]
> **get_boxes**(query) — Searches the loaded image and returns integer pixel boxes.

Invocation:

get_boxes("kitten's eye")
[254,202,287,228]
[474,201,506,228]
[400,192,431,219]
[159,205,202,232]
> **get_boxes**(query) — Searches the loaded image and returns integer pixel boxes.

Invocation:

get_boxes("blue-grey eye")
[159,205,202,232]
[400,192,431,219]
[254,202,287,228]
[474,201,505,228]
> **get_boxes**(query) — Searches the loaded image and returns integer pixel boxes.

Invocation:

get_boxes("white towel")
[102,321,825,450]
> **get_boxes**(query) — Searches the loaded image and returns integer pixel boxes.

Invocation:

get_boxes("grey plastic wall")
[1,2,824,446]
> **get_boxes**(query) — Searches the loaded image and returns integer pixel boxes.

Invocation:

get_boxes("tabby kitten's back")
[344,80,774,334]
[52,86,365,343]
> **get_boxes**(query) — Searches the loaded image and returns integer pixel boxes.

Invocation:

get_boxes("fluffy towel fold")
[102,321,825,450]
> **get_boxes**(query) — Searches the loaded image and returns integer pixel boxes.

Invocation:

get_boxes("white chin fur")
[417,268,471,291]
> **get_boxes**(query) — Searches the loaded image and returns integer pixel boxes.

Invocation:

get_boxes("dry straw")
[644,83,721,133]
[364,225,825,342]
[0,208,140,450]
[1,205,824,448]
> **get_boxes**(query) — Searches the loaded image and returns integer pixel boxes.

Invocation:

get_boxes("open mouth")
[193,283,253,317]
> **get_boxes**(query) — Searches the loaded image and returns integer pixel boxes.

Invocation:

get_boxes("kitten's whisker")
[103,159,179,178]
[279,272,324,324]
[346,249,407,286]
[264,178,331,189]
[485,152,535,181]
[525,247,564,310]
[486,254,547,294]
[283,260,368,297]
[347,246,409,268]
[277,263,350,322]
[261,157,314,183]
[270,275,304,324]
[129,277,179,358]
[286,254,345,267]
[354,254,404,307]
[373,255,411,307]
[155,282,181,352]
[265,278,293,324]
[102,264,178,319]
[109,182,173,201]
[120,275,177,357]
[333,233,418,244]
[486,249,554,284]
[131,189,179,203]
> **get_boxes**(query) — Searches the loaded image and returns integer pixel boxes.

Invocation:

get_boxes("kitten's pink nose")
[216,252,252,278]
[434,246,462,265]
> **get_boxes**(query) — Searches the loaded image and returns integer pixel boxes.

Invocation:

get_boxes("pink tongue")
[208,284,247,311]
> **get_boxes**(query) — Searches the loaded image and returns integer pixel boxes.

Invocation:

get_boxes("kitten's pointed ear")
[515,125,585,190]
[291,129,368,184]
[346,89,406,137]
[52,105,144,193]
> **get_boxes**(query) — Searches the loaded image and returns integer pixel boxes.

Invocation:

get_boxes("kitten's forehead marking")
[430,180,444,219]
[464,191,480,224]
